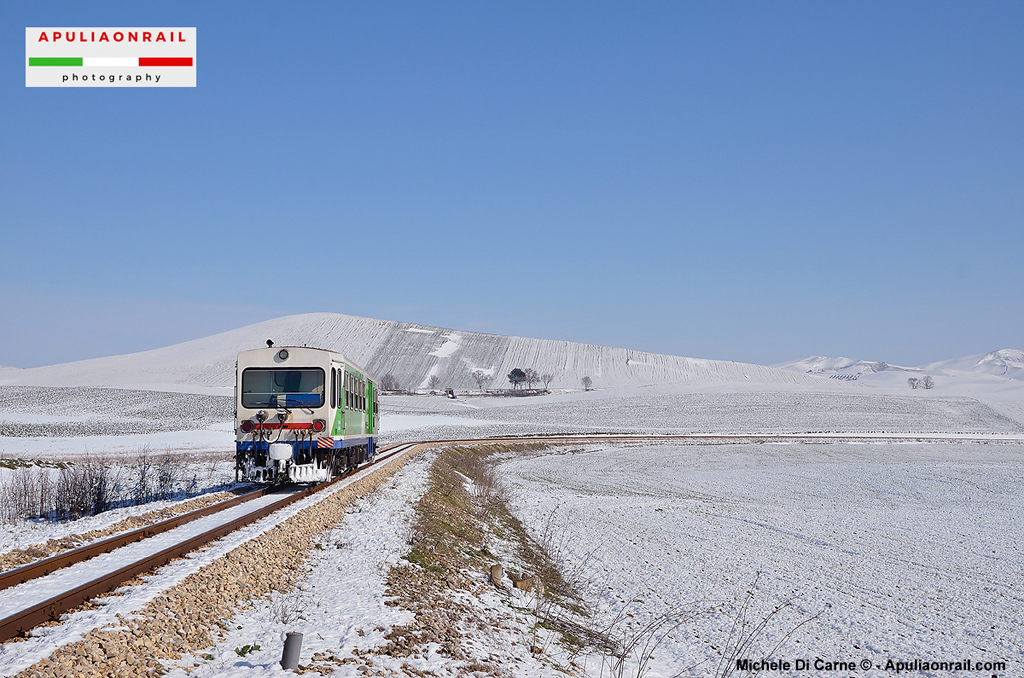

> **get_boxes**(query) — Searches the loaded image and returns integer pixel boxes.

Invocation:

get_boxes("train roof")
[237,345,376,380]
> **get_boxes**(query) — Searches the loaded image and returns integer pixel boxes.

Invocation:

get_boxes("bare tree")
[427,374,441,392]
[508,368,526,390]
[907,377,920,390]
[581,375,593,391]
[380,373,400,391]
[921,375,934,390]
[524,368,539,389]
[541,373,554,390]
[470,369,489,391]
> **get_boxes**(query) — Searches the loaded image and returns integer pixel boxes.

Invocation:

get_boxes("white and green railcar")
[234,345,379,483]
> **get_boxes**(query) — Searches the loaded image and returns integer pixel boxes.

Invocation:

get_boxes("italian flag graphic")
[29,57,193,67]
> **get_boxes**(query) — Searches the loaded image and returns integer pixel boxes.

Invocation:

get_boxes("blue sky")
[2,2,1022,368]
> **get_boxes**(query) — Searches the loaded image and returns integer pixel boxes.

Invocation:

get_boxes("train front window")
[241,368,325,408]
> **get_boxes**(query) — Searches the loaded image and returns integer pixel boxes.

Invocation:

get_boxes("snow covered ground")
[2,390,1021,676]
[33,433,1014,678]
[499,441,1024,676]
[0,385,232,458]
[158,450,581,678]
[377,389,1024,442]
[161,452,437,678]
[0,314,1022,675]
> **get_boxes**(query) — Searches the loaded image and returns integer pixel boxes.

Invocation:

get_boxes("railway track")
[0,442,417,644]
[2,431,1020,644]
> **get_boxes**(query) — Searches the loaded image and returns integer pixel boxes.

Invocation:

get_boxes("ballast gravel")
[8,447,425,678]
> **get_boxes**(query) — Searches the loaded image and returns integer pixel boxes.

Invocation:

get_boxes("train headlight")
[240,420,255,433]
[312,419,326,432]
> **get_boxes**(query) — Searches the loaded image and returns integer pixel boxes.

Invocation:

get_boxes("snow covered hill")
[0,313,823,394]
[923,349,1024,380]
[773,356,917,381]
[777,349,1024,384]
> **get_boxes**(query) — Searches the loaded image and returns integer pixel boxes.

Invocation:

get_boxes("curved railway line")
[1,431,1020,646]
[0,442,418,644]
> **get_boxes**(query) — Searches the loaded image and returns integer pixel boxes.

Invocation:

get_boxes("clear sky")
[2,2,1022,369]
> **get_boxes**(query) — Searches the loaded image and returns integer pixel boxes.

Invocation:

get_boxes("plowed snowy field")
[499,441,1023,676]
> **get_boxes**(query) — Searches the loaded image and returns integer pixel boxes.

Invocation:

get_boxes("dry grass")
[0,448,232,524]
[377,442,610,673]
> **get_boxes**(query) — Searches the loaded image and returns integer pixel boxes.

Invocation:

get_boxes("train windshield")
[241,368,325,408]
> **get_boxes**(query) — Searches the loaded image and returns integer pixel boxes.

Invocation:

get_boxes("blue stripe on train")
[236,437,376,455]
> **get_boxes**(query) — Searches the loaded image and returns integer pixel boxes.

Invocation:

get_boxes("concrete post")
[280,631,303,671]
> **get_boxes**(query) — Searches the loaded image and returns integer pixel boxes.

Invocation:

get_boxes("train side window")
[331,368,336,409]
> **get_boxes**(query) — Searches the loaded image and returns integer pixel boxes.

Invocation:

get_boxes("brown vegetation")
[374,443,602,674]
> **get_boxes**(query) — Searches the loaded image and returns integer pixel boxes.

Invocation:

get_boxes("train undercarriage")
[235,437,373,484]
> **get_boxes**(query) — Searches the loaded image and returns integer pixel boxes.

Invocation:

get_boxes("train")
[234,343,379,483]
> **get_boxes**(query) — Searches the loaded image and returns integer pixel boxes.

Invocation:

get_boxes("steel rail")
[0,487,271,593]
[0,443,412,642]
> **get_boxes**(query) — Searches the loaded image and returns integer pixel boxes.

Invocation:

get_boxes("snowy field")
[10,386,1020,460]
[377,389,1024,443]
[1,355,1023,675]
[0,386,230,437]
[499,441,1024,675]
